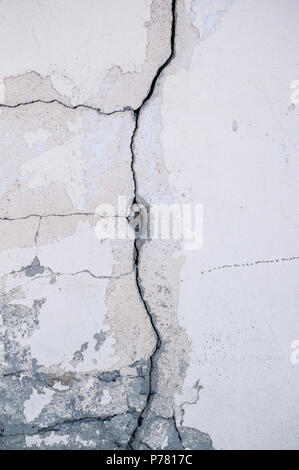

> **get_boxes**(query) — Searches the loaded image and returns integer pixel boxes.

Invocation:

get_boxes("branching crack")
[1,257,133,281]
[127,0,177,450]
[172,415,183,446]
[1,0,180,451]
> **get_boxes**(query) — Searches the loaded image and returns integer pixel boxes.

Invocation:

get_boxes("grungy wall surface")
[0,0,299,450]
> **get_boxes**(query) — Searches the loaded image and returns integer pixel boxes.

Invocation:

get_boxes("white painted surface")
[158,0,299,450]
[24,388,55,422]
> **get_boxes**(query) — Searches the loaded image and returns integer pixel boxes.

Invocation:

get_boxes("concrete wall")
[0,0,298,450]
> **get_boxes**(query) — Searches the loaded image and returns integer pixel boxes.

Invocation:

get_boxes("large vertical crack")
[127,0,178,450]
[0,0,179,451]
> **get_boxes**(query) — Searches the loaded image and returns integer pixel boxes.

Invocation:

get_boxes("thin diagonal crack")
[0,414,120,439]
[201,255,299,275]
[0,213,126,221]
[31,267,133,281]
[0,99,131,115]
[127,0,177,450]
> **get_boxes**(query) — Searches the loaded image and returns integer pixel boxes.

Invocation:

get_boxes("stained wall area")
[0,0,299,450]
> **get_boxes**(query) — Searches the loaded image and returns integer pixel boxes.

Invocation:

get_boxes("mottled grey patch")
[178,358,189,379]
[178,426,214,450]
[97,371,120,383]
[71,342,88,366]
[130,374,149,397]
[134,359,150,377]
[24,257,45,277]
[94,331,106,351]
[1,298,44,366]
[157,285,171,294]
[0,362,156,448]
[127,376,149,412]
[0,373,39,437]
[0,412,138,450]
[43,371,75,388]
[134,441,151,450]
[107,413,139,449]
[0,434,26,450]
[135,416,184,451]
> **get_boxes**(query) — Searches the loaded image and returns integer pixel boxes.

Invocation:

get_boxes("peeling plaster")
[1,0,299,451]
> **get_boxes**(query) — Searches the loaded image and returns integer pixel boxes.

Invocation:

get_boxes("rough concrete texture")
[0,0,299,451]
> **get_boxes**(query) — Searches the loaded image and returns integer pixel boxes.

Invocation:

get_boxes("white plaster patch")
[190,0,232,38]
[101,389,112,405]
[20,134,86,209]
[37,219,114,277]
[3,263,150,373]
[24,128,50,149]
[0,218,38,275]
[52,382,69,391]
[0,245,36,276]
[6,274,119,371]
[0,80,5,103]
[75,435,97,448]
[67,116,83,133]
[26,432,69,448]
[161,0,299,450]
[24,388,55,423]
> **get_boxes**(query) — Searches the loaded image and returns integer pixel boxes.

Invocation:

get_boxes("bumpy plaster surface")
[1,0,299,451]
